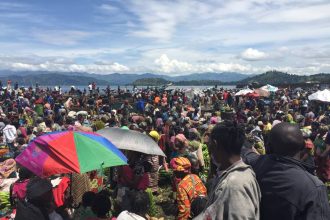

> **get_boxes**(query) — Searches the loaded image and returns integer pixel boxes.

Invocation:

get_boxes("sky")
[0,0,330,75]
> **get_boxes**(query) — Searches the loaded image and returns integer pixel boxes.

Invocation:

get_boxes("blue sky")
[0,0,330,75]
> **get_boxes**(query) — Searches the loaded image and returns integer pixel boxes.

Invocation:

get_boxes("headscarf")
[175,134,187,143]
[170,157,191,173]
[149,130,160,142]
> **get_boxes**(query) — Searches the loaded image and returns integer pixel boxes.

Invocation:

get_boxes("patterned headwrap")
[170,157,191,173]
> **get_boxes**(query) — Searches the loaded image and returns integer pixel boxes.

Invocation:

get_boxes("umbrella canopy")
[254,88,270,97]
[247,92,260,98]
[16,131,127,177]
[260,84,278,92]
[308,89,330,102]
[235,88,253,96]
[97,127,166,157]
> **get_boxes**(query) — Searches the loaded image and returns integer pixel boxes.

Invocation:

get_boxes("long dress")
[144,155,159,193]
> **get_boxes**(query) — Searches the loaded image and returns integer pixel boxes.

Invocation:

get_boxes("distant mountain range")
[133,71,330,86]
[0,70,252,85]
[0,73,109,86]
[0,69,329,86]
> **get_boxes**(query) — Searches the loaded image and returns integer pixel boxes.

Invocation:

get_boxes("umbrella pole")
[70,173,73,198]
[100,162,104,191]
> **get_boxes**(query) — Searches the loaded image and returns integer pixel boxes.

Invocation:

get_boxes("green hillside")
[237,71,330,86]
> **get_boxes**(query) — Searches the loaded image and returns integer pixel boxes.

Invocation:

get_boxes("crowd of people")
[0,82,329,220]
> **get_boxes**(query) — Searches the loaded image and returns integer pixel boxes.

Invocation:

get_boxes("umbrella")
[16,131,127,177]
[97,127,166,157]
[254,88,270,97]
[247,92,260,98]
[260,84,278,92]
[235,88,253,96]
[308,89,330,102]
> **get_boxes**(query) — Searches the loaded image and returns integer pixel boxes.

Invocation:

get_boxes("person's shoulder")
[178,175,191,187]
[301,169,325,188]
[261,156,325,190]
[226,163,257,187]
[190,174,204,183]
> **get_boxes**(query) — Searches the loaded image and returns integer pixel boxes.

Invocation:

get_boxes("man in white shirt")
[2,118,17,156]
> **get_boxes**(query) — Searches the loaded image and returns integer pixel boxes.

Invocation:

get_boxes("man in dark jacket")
[243,122,330,220]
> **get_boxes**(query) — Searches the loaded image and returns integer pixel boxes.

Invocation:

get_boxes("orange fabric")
[171,157,191,172]
[154,96,160,104]
[177,174,207,220]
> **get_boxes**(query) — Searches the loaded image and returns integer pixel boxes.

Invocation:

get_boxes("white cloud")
[259,3,330,23]
[154,54,251,74]
[1,53,330,76]
[33,30,93,46]
[240,48,268,61]
[99,4,118,12]
[126,0,192,41]
[1,0,330,76]
[153,54,330,75]
[0,56,130,74]
[155,54,194,73]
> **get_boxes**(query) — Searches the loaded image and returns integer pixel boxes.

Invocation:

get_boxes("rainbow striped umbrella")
[16,131,127,177]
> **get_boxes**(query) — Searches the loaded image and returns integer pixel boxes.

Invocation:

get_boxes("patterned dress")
[177,174,207,220]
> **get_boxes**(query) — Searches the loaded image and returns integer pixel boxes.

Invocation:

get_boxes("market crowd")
[0,82,329,220]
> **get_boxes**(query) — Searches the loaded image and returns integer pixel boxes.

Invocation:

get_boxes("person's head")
[149,130,160,143]
[210,120,245,167]
[121,118,128,127]
[82,191,96,208]
[203,131,211,144]
[3,118,10,125]
[27,177,53,203]
[77,114,84,122]
[268,122,304,157]
[91,193,111,218]
[26,177,54,218]
[175,134,188,151]
[171,157,191,179]
[18,166,34,180]
[188,128,199,141]
[130,191,150,217]
[126,151,141,165]
[187,154,200,174]
[45,118,53,128]
[17,137,26,146]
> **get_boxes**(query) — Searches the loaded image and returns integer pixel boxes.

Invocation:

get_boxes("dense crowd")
[0,82,329,220]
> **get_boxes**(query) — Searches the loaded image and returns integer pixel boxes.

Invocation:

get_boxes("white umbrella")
[235,88,253,96]
[254,88,270,97]
[260,84,278,92]
[97,127,166,156]
[308,89,330,102]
